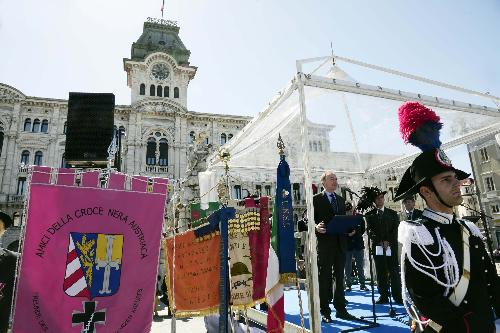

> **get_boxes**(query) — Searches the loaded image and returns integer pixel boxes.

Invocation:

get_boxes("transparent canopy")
[207,56,500,190]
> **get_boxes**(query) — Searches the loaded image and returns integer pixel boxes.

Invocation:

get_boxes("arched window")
[317,141,322,152]
[41,119,49,133]
[63,121,67,134]
[20,150,30,165]
[139,84,146,95]
[24,118,32,132]
[174,87,179,98]
[228,134,233,140]
[157,85,163,97]
[119,126,126,138]
[146,137,156,165]
[189,131,195,144]
[150,84,156,96]
[158,138,168,166]
[220,133,227,145]
[164,86,169,97]
[32,119,41,132]
[313,142,317,151]
[34,151,43,166]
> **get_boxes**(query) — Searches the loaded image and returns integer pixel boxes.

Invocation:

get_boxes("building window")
[293,183,301,201]
[255,185,262,196]
[146,137,156,165]
[205,137,209,145]
[309,142,312,150]
[189,131,195,144]
[164,86,169,97]
[318,141,322,152]
[265,185,271,196]
[24,118,32,131]
[157,85,163,97]
[313,142,317,152]
[41,119,49,133]
[17,177,27,195]
[492,204,500,214]
[480,147,489,162]
[485,176,496,192]
[32,119,41,132]
[63,121,67,134]
[174,87,179,98]
[234,185,242,199]
[61,153,67,168]
[20,150,30,165]
[220,133,227,145]
[34,151,43,166]
[150,84,156,96]
[139,84,146,95]
[158,138,168,166]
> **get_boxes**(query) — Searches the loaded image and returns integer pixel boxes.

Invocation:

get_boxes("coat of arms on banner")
[64,232,124,332]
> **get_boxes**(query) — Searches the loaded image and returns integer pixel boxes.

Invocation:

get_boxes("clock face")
[150,63,170,81]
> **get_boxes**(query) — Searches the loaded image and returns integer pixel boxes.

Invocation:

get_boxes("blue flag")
[275,155,296,282]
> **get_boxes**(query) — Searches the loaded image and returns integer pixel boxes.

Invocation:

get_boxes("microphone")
[342,187,356,195]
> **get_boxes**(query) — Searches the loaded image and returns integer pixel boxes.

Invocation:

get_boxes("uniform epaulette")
[458,219,483,239]
[398,219,434,246]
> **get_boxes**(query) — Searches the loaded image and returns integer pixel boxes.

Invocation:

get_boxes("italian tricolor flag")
[265,200,284,332]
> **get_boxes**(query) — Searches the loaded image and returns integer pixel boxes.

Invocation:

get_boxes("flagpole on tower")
[161,0,165,18]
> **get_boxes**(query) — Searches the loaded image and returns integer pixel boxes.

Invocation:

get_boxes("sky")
[0,0,499,173]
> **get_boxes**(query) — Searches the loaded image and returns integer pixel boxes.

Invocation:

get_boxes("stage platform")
[281,285,410,333]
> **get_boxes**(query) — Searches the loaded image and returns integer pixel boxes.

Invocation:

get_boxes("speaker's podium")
[65,92,115,167]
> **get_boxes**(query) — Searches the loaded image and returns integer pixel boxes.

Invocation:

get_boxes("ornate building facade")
[0,19,250,221]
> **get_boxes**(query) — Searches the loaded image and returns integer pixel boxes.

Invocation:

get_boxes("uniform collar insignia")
[422,208,453,224]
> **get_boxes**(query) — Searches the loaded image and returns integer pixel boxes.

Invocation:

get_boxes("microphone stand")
[339,188,379,333]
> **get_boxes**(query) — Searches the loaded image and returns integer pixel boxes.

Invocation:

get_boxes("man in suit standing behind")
[401,195,423,221]
[313,170,355,322]
[365,189,403,304]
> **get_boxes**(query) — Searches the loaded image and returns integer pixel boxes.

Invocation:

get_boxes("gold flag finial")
[277,133,285,156]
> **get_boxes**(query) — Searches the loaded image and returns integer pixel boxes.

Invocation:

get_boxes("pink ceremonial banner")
[12,170,167,333]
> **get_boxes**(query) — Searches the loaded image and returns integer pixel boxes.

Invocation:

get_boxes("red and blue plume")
[398,101,442,151]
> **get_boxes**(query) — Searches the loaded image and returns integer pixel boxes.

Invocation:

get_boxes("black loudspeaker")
[65,92,115,167]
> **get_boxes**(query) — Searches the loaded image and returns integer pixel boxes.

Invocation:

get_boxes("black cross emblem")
[72,301,106,333]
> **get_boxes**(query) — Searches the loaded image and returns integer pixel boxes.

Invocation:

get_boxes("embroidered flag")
[228,197,270,307]
[164,229,221,317]
[275,155,296,282]
[12,169,166,333]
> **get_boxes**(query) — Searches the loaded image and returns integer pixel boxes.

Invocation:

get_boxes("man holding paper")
[313,170,356,322]
[365,189,402,304]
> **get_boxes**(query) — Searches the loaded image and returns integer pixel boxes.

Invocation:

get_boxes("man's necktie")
[329,193,337,214]
[407,211,412,220]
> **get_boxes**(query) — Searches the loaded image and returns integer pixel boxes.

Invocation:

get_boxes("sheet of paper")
[375,245,392,256]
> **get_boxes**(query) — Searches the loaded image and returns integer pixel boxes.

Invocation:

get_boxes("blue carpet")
[283,285,410,332]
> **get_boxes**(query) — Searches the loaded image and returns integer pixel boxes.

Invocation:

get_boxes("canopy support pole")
[296,60,322,333]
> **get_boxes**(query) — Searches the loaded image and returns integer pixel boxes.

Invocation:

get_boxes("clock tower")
[123,18,197,106]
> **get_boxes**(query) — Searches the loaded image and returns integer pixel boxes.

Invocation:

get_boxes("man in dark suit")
[401,195,423,221]
[313,170,355,322]
[365,190,402,304]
